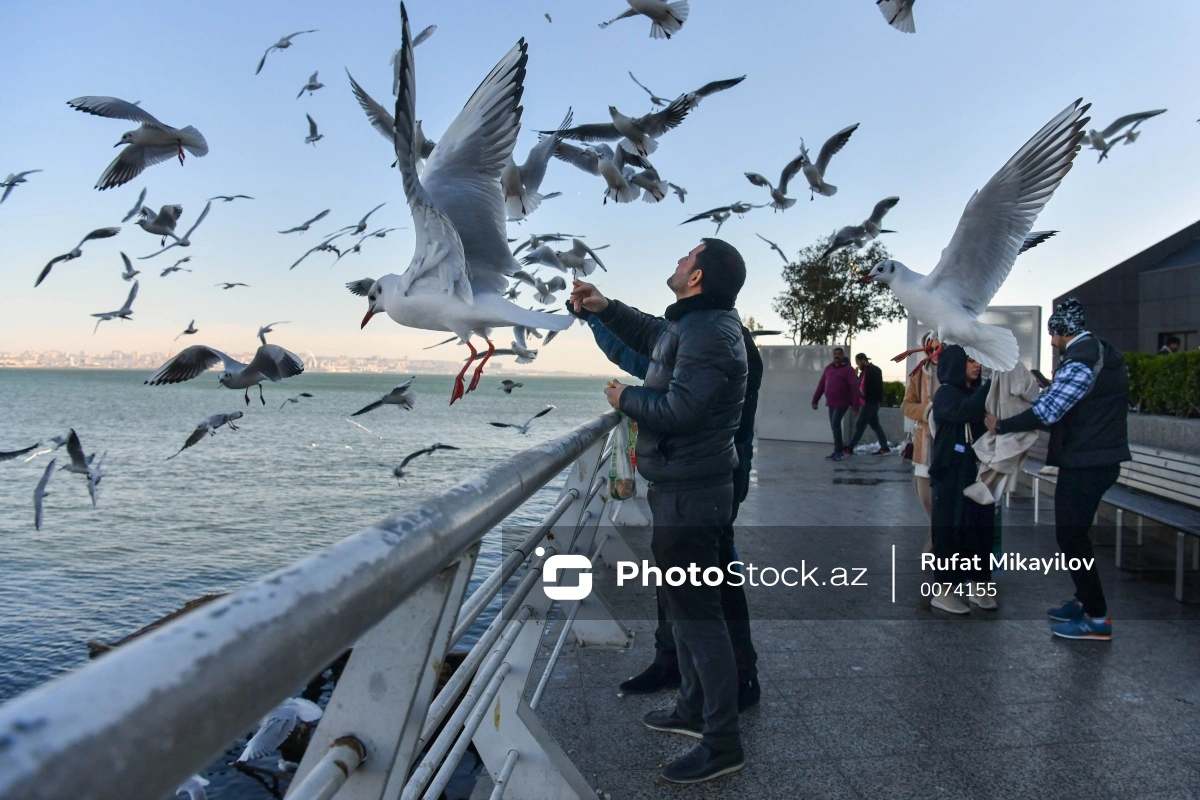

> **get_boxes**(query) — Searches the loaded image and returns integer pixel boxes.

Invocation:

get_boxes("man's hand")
[811,403,818,411]
[604,378,626,409]
[984,413,999,435]
[571,279,609,315]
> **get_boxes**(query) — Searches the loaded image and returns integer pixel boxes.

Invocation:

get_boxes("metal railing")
[0,411,641,800]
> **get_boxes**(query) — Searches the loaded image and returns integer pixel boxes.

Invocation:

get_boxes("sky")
[3,1,1198,380]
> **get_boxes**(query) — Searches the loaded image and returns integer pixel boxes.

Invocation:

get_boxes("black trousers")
[648,482,740,750]
[849,402,889,449]
[1055,463,1120,617]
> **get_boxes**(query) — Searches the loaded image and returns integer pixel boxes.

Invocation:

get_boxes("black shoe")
[643,709,702,738]
[619,662,681,694]
[874,447,891,455]
[661,742,745,784]
[737,676,760,712]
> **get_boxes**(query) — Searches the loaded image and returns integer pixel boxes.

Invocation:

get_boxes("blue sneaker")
[1051,616,1112,641]
[825,450,840,460]
[831,452,843,461]
[1047,599,1085,621]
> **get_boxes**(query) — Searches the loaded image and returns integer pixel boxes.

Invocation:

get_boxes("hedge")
[883,381,906,408]
[1125,351,1200,418]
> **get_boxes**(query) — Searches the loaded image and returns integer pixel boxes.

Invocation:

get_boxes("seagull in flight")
[861,99,1089,371]
[168,412,243,459]
[160,257,193,277]
[358,5,572,404]
[119,252,140,281]
[280,209,330,234]
[296,71,324,99]
[498,379,523,394]
[35,227,121,287]
[33,458,55,531]
[598,0,690,39]
[337,202,387,236]
[1,170,42,204]
[289,235,344,269]
[510,232,587,256]
[279,392,314,410]
[489,405,555,435]
[380,443,459,483]
[256,30,318,75]
[304,114,323,145]
[92,280,138,333]
[799,124,859,199]
[60,429,105,507]
[822,196,900,258]
[175,320,198,340]
[216,282,250,290]
[551,98,690,156]
[121,187,148,222]
[522,238,607,277]
[628,72,669,107]
[236,697,323,763]
[680,206,740,234]
[745,150,807,211]
[347,72,437,163]
[208,194,254,203]
[67,96,208,190]
[146,343,305,405]
[2,442,44,461]
[139,202,212,259]
[136,203,182,244]
[755,233,789,264]
[351,378,416,416]
[877,0,916,33]
[257,321,290,346]
[175,775,210,800]
[503,109,572,221]
[1084,109,1167,162]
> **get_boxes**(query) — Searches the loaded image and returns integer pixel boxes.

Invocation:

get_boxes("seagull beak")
[361,308,377,329]
[113,142,123,148]
[858,274,874,284]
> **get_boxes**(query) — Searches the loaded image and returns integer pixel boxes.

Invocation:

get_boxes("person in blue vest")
[986,297,1131,641]
[566,300,761,712]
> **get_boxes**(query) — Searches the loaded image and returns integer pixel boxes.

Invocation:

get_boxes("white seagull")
[236,697,323,763]
[755,233,789,264]
[160,257,192,277]
[279,392,314,410]
[745,151,807,211]
[34,458,55,531]
[175,775,210,800]
[358,5,571,404]
[280,209,330,234]
[503,109,572,220]
[498,379,523,394]
[599,0,690,39]
[146,343,306,405]
[138,201,212,259]
[256,30,318,75]
[35,227,121,287]
[296,71,324,99]
[1,170,42,204]
[168,412,243,460]
[489,405,555,435]
[1,442,43,461]
[860,99,1090,371]
[121,187,148,222]
[257,321,290,346]
[60,429,105,507]
[208,194,254,202]
[550,141,647,204]
[351,378,416,416]
[337,202,387,235]
[119,252,140,281]
[175,319,198,340]
[92,280,138,333]
[305,114,324,145]
[68,96,208,190]
[877,0,916,33]
[821,196,900,257]
[136,203,183,243]
[1084,109,1167,162]
[380,442,459,483]
[347,72,437,163]
[799,123,859,199]
[522,238,607,277]
[551,99,689,156]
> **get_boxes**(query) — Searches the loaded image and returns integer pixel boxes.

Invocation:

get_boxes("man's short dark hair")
[696,238,746,302]
[855,353,869,362]
[1167,336,1182,346]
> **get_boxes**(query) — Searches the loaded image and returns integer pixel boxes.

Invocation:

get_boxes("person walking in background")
[928,345,995,614]
[1158,336,1181,355]
[987,298,1130,641]
[846,352,890,455]
[902,333,940,552]
[811,347,861,461]
[572,238,748,783]
[565,302,761,711]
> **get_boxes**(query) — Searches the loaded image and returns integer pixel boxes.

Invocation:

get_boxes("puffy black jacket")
[599,294,747,487]
[929,345,990,488]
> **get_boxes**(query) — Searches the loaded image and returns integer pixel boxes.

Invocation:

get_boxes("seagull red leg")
[176,140,185,166]
[467,337,496,392]
[450,340,477,405]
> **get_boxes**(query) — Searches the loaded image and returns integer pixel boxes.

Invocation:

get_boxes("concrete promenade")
[509,439,1200,799]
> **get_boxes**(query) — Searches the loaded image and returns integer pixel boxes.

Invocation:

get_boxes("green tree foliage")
[1125,350,1200,417]
[771,238,907,345]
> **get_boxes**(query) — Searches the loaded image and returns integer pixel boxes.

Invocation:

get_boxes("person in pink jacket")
[811,347,862,460]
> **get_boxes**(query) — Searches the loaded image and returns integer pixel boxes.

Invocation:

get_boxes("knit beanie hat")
[1048,297,1085,336]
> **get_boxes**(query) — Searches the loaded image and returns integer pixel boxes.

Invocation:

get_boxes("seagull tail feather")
[179,127,209,157]
[961,323,1019,373]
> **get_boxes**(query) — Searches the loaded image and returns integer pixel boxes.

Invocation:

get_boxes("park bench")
[1020,442,1200,602]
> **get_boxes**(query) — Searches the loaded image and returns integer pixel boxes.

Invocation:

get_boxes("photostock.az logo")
[536,547,592,601]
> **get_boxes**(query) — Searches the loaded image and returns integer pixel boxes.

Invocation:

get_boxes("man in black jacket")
[571,238,748,784]
[987,298,1130,641]
[847,352,891,455]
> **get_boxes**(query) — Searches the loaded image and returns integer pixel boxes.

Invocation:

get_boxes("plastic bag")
[611,416,636,499]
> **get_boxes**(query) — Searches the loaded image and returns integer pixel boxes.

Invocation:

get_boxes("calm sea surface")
[0,369,612,795]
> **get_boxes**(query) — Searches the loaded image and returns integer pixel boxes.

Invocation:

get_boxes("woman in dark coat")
[928,345,995,614]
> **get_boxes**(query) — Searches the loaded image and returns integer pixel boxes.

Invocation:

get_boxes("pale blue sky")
[3,1,1197,378]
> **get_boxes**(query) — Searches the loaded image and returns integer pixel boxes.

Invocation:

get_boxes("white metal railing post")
[286,547,479,800]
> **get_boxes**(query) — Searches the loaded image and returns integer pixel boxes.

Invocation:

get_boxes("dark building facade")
[1056,219,1200,354]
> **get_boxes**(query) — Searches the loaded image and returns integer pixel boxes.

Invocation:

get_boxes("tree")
[771,237,906,346]
[742,315,763,332]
